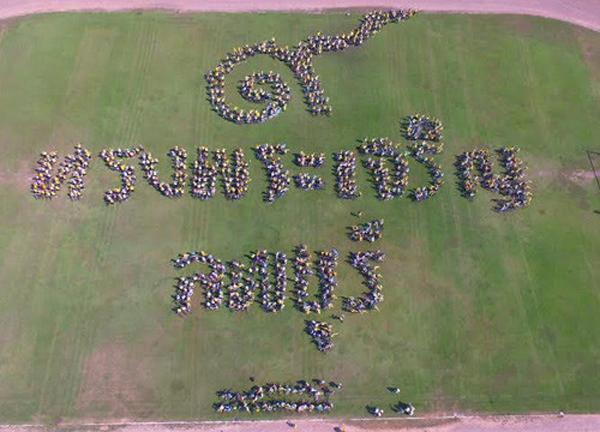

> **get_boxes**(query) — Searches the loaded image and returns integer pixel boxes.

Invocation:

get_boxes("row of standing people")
[214,379,341,414]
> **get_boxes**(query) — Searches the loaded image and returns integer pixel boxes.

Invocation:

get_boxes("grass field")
[0,10,599,424]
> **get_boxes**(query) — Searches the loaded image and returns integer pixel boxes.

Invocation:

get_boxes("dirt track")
[3,415,600,432]
[0,0,599,32]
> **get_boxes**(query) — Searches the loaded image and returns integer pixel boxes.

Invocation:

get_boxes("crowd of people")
[171,245,383,349]
[408,141,444,202]
[139,147,188,198]
[359,138,410,200]
[31,144,91,200]
[205,10,416,125]
[255,143,291,202]
[172,250,227,313]
[251,250,288,312]
[349,219,384,242]
[334,150,360,199]
[455,147,533,212]
[294,173,324,190]
[214,379,340,414]
[191,147,251,200]
[293,245,339,314]
[402,114,444,141]
[190,147,217,200]
[215,148,251,199]
[293,150,326,191]
[100,147,142,204]
[343,250,385,313]
[305,319,337,352]
[226,260,256,312]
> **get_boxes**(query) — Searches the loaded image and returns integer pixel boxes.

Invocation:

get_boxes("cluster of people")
[190,147,217,200]
[251,250,288,312]
[294,173,324,190]
[205,10,416,124]
[226,260,256,311]
[293,244,315,312]
[214,379,340,414]
[408,141,444,202]
[30,144,91,200]
[305,319,336,352]
[240,71,291,122]
[139,147,188,198]
[334,150,360,199]
[100,147,142,204]
[359,138,409,200]
[171,245,387,350]
[315,249,339,311]
[191,147,251,200]
[496,147,533,211]
[293,246,339,314]
[349,219,384,242]
[343,250,385,313]
[255,143,291,202]
[215,148,251,200]
[172,250,226,313]
[402,113,444,141]
[294,151,326,190]
[393,401,415,416]
[368,406,384,417]
[295,151,325,167]
[455,147,533,212]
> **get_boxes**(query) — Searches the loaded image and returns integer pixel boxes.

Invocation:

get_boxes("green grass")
[0,10,599,423]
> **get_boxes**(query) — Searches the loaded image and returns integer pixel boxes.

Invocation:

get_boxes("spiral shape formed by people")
[205,9,417,125]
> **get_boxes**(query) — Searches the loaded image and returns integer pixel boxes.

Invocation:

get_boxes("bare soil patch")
[76,340,153,419]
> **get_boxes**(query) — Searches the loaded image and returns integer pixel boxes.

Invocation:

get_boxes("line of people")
[334,150,360,199]
[205,10,416,124]
[214,380,341,414]
[295,151,325,168]
[31,143,91,200]
[294,173,324,190]
[349,219,384,242]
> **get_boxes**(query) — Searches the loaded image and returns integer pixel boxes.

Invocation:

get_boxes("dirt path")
[2,415,600,432]
[0,0,599,32]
